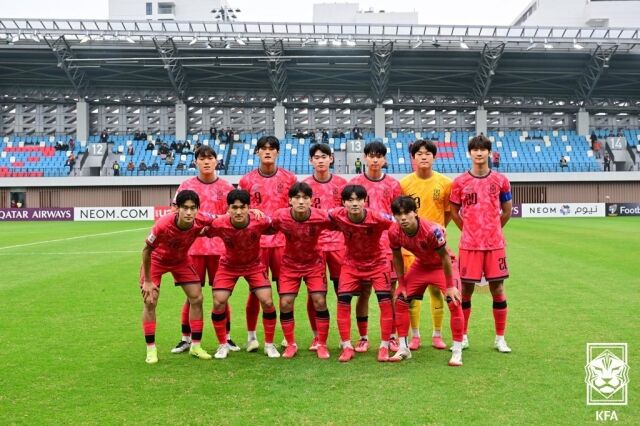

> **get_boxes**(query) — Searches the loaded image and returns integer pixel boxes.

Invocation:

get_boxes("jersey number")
[463,193,478,206]
[412,196,421,209]
[498,257,507,271]
[252,191,262,205]
[312,197,321,208]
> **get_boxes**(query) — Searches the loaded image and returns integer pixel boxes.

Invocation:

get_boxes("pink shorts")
[213,265,272,293]
[397,259,462,299]
[260,246,284,281]
[139,261,200,288]
[323,248,345,280]
[278,264,327,295]
[338,263,391,295]
[458,248,509,283]
[190,255,220,286]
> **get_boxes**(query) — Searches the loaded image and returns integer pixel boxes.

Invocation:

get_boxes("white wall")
[514,0,640,27]
[313,2,418,24]
[109,0,227,21]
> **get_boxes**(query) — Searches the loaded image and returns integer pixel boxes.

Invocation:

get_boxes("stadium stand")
[0,135,85,177]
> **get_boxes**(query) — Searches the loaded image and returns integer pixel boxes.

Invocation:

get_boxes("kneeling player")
[139,190,213,364]
[388,196,464,366]
[272,182,334,359]
[205,189,280,359]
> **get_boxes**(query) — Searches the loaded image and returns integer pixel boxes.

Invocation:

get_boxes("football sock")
[247,331,257,341]
[356,315,368,339]
[246,292,260,333]
[306,296,317,335]
[377,293,393,342]
[189,319,203,345]
[447,298,465,343]
[315,309,330,345]
[337,294,352,343]
[280,310,295,345]
[411,328,421,337]
[399,337,408,349]
[492,294,508,336]
[211,309,228,344]
[180,302,190,339]
[262,307,277,345]
[409,299,422,335]
[461,295,472,335]
[143,321,156,347]
[428,285,444,334]
[394,297,411,339]
[380,341,389,349]
[433,330,441,337]
[225,304,232,333]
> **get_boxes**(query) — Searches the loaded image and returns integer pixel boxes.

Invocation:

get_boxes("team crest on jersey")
[489,183,499,196]
[433,188,441,201]
[277,182,285,193]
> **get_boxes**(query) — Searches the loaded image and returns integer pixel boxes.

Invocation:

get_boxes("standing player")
[330,185,395,362]
[238,136,297,352]
[139,190,213,364]
[349,140,402,352]
[302,143,347,350]
[399,139,452,350]
[388,196,465,366]
[271,182,334,359]
[206,189,280,359]
[171,145,239,354]
[450,135,513,353]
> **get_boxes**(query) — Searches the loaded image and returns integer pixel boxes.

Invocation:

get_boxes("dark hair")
[341,184,367,202]
[226,189,251,206]
[309,143,332,158]
[175,189,200,208]
[391,196,417,215]
[410,139,437,158]
[194,145,217,159]
[468,135,492,152]
[255,135,280,154]
[363,140,387,156]
[288,181,312,198]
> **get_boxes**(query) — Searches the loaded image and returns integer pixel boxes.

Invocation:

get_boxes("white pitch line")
[0,227,148,251]
[0,251,139,255]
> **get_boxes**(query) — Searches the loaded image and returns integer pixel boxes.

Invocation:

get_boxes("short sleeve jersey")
[388,219,452,268]
[176,177,234,256]
[400,171,452,227]
[238,167,297,248]
[329,207,394,270]
[271,207,334,271]
[302,174,348,251]
[349,173,402,253]
[449,171,512,250]
[145,212,214,266]
[205,213,272,271]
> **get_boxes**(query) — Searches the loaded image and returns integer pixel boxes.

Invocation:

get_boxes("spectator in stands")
[295,129,304,139]
[134,130,142,141]
[210,127,217,140]
[150,161,159,172]
[170,140,178,152]
[559,156,568,170]
[188,159,196,170]
[322,129,329,143]
[604,153,612,171]
[100,129,109,143]
[352,126,363,140]
[593,140,602,159]
[219,130,228,143]
[183,140,191,153]
[354,157,362,174]
[226,128,234,142]
[65,154,76,175]
[55,140,69,151]
[10,199,17,208]
[141,131,148,141]
[139,161,148,173]
[165,153,174,166]
[175,141,184,154]
[127,160,135,172]
[112,161,120,176]
[176,161,186,171]
[590,132,598,150]
[155,136,162,145]
[337,129,345,138]
[159,143,170,158]
[218,158,225,170]
[492,151,501,169]
[69,138,75,151]
[195,141,202,151]
[146,140,155,151]
[127,145,135,156]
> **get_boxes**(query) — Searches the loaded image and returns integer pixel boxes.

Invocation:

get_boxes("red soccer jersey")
[271,207,334,272]
[205,213,272,271]
[145,212,214,266]
[238,168,297,248]
[449,171,512,250]
[303,174,348,251]
[349,173,402,253]
[176,177,234,256]
[388,219,453,268]
[328,207,394,270]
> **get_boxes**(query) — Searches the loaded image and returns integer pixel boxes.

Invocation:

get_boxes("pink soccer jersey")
[145,212,214,266]
[349,173,402,252]
[205,213,272,271]
[176,177,234,256]
[449,171,512,250]
[388,219,454,268]
[238,168,297,248]
[303,174,347,251]
[271,207,334,272]
[328,207,394,270]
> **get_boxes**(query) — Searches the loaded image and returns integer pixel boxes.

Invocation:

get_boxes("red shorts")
[139,260,200,287]
[260,246,284,281]
[398,259,462,300]
[458,248,509,283]
[190,255,220,286]
[278,264,327,295]
[323,248,345,280]
[213,264,271,293]
[338,263,391,295]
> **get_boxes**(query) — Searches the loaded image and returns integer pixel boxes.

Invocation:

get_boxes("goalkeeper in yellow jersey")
[399,139,453,350]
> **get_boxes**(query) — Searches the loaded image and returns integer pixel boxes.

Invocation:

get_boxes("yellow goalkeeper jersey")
[399,171,452,227]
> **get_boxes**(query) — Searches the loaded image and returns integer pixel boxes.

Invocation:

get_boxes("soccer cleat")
[354,338,370,353]
[389,337,400,352]
[494,337,512,353]
[281,338,289,348]
[189,345,212,360]
[264,344,281,358]
[145,347,158,364]
[316,345,330,359]
[409,336,421,351]
[389,347,412,362]
[214,344,230,360]
[226,339,241,352]
[377,347,390,362]
[449,348,463,366]
[171,340,190,354]
[432,335,447,350]
[282,343,298,359]
[308,336,320,351]
[338,347,355,362]
[246,339,260,353]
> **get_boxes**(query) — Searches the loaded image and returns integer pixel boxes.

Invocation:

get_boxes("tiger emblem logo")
[584,349,629,399]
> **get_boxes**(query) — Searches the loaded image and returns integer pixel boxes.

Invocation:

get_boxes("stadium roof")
[1,18,639,112]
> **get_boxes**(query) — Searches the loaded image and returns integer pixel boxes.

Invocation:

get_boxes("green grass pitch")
[0,218,638,424]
